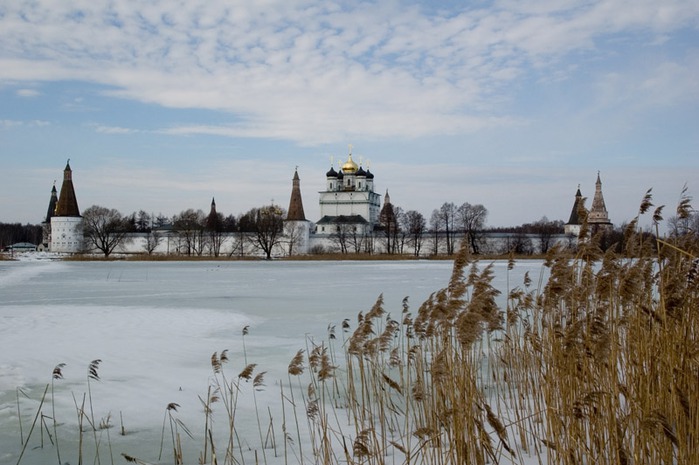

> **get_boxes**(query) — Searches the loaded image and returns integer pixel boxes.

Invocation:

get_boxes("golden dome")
[341,154,358,173]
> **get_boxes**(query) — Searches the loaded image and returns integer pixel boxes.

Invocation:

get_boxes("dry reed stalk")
[51,362,66,465]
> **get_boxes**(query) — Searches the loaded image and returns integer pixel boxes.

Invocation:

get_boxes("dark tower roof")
[566,186,583,225]
[286,169,306,221]
[326,166,338,177]
[54,160,81,217]
[44,183,58,223]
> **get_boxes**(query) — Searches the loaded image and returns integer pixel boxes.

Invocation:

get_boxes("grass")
[10,191,699,464]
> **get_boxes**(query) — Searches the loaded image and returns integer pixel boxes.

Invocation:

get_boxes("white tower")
[50,160,84,253]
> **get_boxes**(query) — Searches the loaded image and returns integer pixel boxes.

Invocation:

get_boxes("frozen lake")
[0,258,545,464]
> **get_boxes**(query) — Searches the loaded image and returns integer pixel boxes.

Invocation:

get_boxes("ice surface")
[0,257,545,464]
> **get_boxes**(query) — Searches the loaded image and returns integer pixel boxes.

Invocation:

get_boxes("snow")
[0,256,545,465]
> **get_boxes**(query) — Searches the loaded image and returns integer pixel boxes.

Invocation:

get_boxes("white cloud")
[1,1,697,144]
[0,119,23,129]
[0,119,50,128]
[16,88,40,97]
[91,124,138,134]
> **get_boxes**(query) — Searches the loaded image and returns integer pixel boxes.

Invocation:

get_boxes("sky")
[1,0,698,230]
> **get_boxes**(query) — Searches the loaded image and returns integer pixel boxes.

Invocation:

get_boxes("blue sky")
[1,0,698,229]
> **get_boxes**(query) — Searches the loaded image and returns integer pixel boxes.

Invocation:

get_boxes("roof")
[54,161,80,217]
[566,188,583,225]
[315,215,369,225]
[287,170,306,221]
[44,184,58,223]
[6,242,38,250]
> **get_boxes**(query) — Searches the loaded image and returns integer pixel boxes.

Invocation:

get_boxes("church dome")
[365,169,374,179]
[341,154,358,173]
[356,166,366,177]
[326,166,338,177]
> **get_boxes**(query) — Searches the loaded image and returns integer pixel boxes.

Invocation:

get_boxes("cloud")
[0,1,697,144]
[16,88,40,97]
[90,124,139,134]
[0,119,23,129]
[0,119,50,128]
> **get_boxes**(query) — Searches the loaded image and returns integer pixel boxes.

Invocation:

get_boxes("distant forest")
[0,222,43,249]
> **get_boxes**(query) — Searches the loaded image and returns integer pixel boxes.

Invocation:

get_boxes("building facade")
[316,150,381,235]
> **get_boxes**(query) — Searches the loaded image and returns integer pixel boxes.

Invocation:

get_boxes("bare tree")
[82,205,130,257]
[330,223,352,254]
[429,209,442,255]
[142,230,163,255]
[205,207,225,257]
[531,217,563,254]
[379,201,400,254]
[456,202,488,254]
[239,204,286,259]
[668,211,699,239]
[506,232,533,255]
[173,209,206,256]
[402,210,426,257]
[284,222,307,256]
[431,202,458,255]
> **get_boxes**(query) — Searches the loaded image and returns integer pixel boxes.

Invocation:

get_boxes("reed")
[51,363,66,465]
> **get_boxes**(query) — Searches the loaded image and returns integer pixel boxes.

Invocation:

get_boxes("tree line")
[78,204,288,259]
[65,200,498,258]
[0,222,43,250]
[5,198,697,258]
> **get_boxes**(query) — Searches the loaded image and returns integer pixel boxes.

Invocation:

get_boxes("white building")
[50,160,83,253]
[315,150,381,235]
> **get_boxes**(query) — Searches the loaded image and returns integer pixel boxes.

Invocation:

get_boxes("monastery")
[41,152,612,256]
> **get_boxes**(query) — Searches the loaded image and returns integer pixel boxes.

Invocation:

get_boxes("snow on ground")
[0,256,545,465]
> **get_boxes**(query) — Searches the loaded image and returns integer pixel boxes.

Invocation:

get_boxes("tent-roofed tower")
[564,185,583,236]
[54,160,80,217]
[588,172,613,234]
[284,168,311,254]
[40,183,59,249]
[287,169,306,221]
[50,160,84,253]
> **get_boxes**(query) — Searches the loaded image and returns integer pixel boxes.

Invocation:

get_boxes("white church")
[282,148,386,254]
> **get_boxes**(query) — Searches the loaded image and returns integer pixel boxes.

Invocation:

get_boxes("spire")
[54,159,80,217]
[287,168,306,221]
[589,171,610,224]
[384,189,391,205]
[566,185,583,225]
[44,182,58,223]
